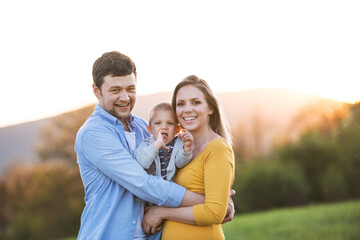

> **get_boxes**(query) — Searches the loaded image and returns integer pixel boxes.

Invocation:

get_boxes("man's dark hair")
[92,51,137,89]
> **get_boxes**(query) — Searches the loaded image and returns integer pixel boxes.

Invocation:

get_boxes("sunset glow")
[0,0,359,127]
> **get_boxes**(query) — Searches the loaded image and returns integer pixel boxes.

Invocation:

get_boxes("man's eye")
[155,122,161,125]
[111,89,119,93]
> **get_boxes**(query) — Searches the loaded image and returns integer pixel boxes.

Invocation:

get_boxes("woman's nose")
[184,104,193,113]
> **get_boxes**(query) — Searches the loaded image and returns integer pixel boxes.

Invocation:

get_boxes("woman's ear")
[208,107,214,116]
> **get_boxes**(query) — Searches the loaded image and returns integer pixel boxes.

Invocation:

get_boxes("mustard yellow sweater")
[162,138,235,240]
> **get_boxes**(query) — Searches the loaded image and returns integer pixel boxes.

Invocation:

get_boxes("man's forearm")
[179,190,204,207]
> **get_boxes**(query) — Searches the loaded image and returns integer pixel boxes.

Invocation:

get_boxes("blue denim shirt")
[75,104,186,240]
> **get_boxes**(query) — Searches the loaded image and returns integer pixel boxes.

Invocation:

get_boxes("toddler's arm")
[174,129,193,168]
[133,138,158,169]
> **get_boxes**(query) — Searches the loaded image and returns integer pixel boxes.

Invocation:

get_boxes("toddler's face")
[149,110,178,145]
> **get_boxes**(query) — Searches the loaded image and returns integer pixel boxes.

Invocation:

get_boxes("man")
[74,51,233,240]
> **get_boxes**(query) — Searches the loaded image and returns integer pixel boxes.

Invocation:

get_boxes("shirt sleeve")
[79,125,185,207]
[192,140,235,225]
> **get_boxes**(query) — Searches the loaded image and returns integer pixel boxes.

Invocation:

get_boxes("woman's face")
[175,85,213,132]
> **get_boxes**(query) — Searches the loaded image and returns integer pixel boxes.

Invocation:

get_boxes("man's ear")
[147,125,152,134]
[93,84,101,98]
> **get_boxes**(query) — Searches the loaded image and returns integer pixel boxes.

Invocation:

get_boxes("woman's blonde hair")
[171,75,232,145]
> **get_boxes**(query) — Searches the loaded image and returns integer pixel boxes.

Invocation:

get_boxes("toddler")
[134,102,193,181]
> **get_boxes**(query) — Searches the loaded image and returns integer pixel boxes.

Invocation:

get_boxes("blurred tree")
[233,110,274,161]
[35,105,94,165]
[0,178,6,239]
[233,160,309,212]
[278,132,340,202]
[334,102,360,198]
[1,162,84,240]
[286,100,349,141]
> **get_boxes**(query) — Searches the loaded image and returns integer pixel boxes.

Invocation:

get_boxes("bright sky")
[1,0,359,127]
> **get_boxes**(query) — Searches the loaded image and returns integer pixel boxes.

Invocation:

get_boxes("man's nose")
[118,90,130,101]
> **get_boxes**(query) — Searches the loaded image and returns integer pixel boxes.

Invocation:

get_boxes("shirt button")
[133,221,136,224]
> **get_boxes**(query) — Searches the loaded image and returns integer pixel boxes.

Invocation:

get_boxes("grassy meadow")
[223,200,360,240]
[62,200,360,240]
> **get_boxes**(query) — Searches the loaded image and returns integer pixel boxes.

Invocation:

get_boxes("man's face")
[93,73,136,123]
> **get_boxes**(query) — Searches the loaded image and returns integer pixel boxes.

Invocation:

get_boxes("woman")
[143,75,235,240]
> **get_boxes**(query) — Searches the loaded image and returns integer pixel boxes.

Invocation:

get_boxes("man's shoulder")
[77,114,113,137]
[131,115,148,126]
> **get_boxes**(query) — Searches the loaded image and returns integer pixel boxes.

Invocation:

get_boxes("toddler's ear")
[176,125,182,134]
[147,125,152,134]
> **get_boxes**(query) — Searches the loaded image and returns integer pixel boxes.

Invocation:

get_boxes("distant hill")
[0,119,50,173]
[0,88,334,174]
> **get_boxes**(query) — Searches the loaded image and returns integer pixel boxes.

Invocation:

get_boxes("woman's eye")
[177,102,184,107]
[193,101,201,105]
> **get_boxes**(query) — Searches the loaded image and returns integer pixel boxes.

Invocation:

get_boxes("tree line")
[0,101,359,239]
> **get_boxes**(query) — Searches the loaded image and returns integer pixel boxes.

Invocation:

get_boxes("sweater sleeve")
[192,140,235,225]
[133,138,158,169]
[174,139,193,168]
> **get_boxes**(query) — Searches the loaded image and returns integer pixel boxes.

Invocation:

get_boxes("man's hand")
[142,205,164,235]
[222,189,236,224]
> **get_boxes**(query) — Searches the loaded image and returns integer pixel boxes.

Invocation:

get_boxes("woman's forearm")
[179,190,204,207]
[160,206,197,225]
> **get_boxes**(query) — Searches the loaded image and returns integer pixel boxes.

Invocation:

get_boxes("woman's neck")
[191,125,219,157]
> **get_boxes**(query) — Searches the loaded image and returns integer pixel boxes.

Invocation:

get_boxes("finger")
[180,128,188,133]
[144,206,150,213]
[222,214,231,224]
[156,225,162,232]
[183,135,192,142]
[229,189,236,197]
[143,225,151,235]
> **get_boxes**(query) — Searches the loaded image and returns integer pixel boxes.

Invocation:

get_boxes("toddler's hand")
[177,129,193,152]
[153,129,170,151]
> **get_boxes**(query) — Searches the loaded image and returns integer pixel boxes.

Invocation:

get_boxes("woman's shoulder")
[206,137,232,150]
[201,137,234,165]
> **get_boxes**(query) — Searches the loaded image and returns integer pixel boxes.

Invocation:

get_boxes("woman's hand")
[222,189,236,224]
[142,205,164,235]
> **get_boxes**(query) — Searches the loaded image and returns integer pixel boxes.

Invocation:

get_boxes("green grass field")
[223,200,360,240]
[62,200,360,240]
